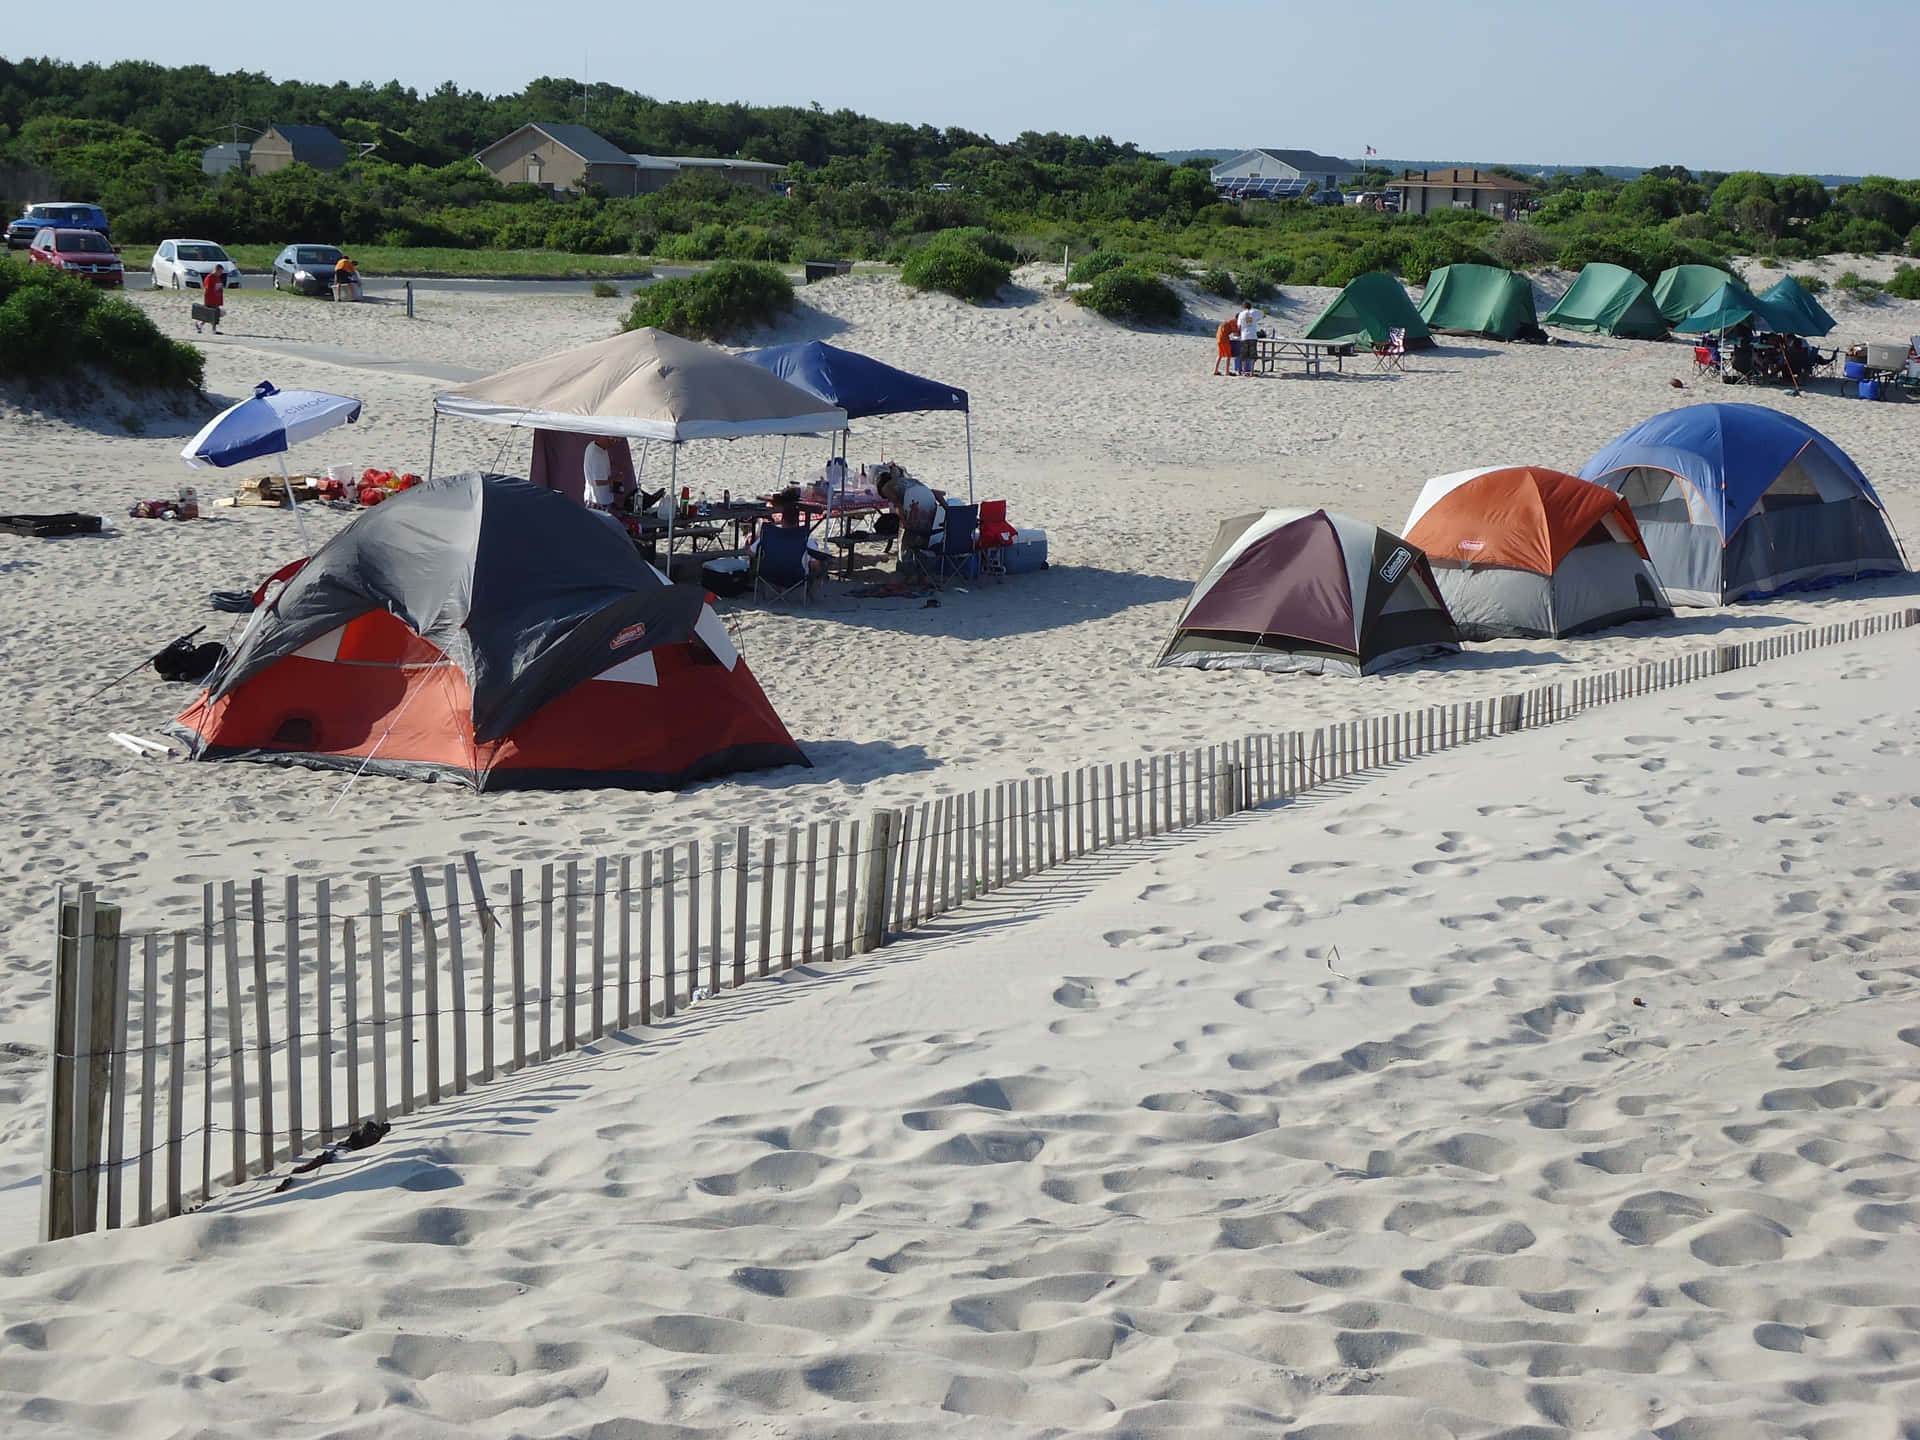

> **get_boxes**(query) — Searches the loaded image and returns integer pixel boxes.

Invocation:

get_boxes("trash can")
[803,259,853,284]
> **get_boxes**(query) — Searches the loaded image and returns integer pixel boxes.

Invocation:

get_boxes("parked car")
[25,228,124,287]
[271,244,346,296]
[152,239,242,290]
[7,202,111,249]
[1306,188,1346,207]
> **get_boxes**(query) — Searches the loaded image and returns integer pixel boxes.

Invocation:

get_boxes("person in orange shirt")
[333,253,359,301]
[1214,314,1237,376]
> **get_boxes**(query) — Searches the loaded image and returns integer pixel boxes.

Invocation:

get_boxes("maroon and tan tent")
[1156,508,1461,676]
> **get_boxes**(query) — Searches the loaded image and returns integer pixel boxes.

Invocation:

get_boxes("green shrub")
[1197,267,1238,298]
[1886,266,1920,300]
[901,231,1012,302]
[1068,249,1130,284]
[590,279,620,298]
[1074,267,1183,326]
[0,260,203,390]
[1834,268,1879,300]
[1481,224,1557,268]
[1242,254,1291,288]
[621,260,795,341]
[1792,273,1827,295]
[940,227,1017,263]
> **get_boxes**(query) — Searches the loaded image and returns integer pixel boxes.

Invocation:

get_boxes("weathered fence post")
[42,888,120,1242]
[859,810,896,953]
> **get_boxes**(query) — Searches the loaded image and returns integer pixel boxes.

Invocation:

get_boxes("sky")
[7,0,1917,178]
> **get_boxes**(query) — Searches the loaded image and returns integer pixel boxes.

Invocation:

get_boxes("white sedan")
[151,239,242,290]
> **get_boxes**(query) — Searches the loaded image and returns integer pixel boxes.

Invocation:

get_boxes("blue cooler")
[1004,528,1049,574]
[1843,360,1867,380]
[1860,380,1881,400]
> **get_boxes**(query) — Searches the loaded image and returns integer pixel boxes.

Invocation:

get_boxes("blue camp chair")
[753,523,816,604]
[920,503,979,588]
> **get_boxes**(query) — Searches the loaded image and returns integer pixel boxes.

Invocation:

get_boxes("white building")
[1209,148,1356,199]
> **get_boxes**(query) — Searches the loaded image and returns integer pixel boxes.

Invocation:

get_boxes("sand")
[0,256,1917,1435]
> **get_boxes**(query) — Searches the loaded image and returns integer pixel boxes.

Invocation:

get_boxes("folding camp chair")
[752,523,817,604]
[1372,327,1407,371]
[1691,344,1721,378]
[975,500,1016,580]
[919,502,979,588]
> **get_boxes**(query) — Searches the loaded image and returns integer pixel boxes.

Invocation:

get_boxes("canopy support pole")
[666,444,678,567]
[277,454,314,557]
[776,436,787,490]
[426,412,439,484]
[964,412,975,503]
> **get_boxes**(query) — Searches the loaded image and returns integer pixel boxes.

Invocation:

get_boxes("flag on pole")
[1365,146,1378,157]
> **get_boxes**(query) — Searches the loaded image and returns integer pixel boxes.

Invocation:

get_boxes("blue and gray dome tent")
[1578,403,1905,606]
[742,340,974,499]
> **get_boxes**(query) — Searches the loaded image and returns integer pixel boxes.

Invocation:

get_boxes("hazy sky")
[8,0,1915,177]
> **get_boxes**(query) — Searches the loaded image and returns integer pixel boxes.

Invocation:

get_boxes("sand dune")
[0,630,1914,1437]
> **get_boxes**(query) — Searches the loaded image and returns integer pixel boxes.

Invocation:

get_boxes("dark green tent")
[1673,280,1796,335]
[1651,264,1733,323]
[1542,264,1668,338]
[1417,264,1538,340]
[1757,277,1837,337]
[1304,272,1434,349]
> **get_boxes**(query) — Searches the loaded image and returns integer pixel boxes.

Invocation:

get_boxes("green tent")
[1416,264,1538,340]
[1651,264,1733,323]
[1542,263,1668,338]
[1757,277,1837,337]
[1672,280,1795,335]
[1304,272,1434,349]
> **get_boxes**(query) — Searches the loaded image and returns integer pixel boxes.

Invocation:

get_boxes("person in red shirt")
[196,267,226,334]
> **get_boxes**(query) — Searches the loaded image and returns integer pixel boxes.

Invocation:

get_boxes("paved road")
[126,268,691,297]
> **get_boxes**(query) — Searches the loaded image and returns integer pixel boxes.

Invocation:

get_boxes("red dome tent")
[171,473,807,790]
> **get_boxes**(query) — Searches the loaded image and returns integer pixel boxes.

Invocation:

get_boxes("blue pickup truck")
[7,202,112,250]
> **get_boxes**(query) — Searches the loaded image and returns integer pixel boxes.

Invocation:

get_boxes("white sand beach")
[0,260,1917,1436]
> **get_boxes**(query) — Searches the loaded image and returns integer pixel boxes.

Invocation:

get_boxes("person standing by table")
[582,435,628,535]
[1236,299,1266,377]
[194,265,226,335]
[1214,313,1238,376]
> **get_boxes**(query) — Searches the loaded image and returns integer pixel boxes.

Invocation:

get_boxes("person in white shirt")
[1236,302,1265,377]
[583,435,617,509]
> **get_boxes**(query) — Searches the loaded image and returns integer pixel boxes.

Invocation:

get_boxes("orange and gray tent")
[1402,467,1672,639]
[171,473,807,790]
[1156,508,1460,676]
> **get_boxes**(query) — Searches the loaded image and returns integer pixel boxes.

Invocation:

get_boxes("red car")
[26,227,125,288]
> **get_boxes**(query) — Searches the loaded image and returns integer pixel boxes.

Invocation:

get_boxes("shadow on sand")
[770,564,1192,641]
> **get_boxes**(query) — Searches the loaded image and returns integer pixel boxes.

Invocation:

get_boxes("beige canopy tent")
[429,327,848,548]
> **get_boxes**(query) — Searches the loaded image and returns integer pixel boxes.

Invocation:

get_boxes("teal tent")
[1304,272,1433,348]
[1673,280,1792,335]
[1651,264,1733,323]
[1417,264,1538,340]
[1542,264,1668,338]
[1757,277,1837,337]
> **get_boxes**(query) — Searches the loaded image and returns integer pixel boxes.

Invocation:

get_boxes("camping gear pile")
[352,469,423,506]
[1156,403,1906,678]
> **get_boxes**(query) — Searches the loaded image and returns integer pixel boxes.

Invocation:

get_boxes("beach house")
[1388,167,1535,217]
[247,125,349,176]
[1208,148,1355,200]
[476,123,787,197]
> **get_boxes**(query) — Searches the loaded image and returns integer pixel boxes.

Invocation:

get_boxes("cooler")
[1004,528,1048,574]
[702,556,751,598]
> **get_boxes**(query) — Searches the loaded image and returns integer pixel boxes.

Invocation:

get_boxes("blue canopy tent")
[741,340,974,499]
[1578,403,1905,605]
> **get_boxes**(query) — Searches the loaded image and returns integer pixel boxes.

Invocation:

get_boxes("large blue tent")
[1577,403,1904,605]
[742,340,974,497]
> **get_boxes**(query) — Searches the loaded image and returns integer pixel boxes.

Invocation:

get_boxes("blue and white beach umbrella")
[180,381,362,469]
[180,381,362,553]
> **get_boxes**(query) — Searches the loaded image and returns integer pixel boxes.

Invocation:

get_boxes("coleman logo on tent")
[610,621,647,650]
[1458,539,1484,552]
[1378,547,1412,584]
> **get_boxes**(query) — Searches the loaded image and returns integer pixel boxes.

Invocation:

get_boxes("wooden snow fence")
[39,607,1919,1240]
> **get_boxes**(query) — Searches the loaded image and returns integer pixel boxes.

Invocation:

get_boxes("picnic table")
[1252,336,1356,377]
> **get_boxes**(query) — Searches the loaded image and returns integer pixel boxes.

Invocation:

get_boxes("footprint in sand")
[1102,926,1194,951]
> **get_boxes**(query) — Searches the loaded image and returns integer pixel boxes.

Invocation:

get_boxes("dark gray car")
[271,244,345,296]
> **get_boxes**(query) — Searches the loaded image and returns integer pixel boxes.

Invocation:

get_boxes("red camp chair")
[976,499,1017,580]
[1692,344,1720,378]
[1372,327,1408,371]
